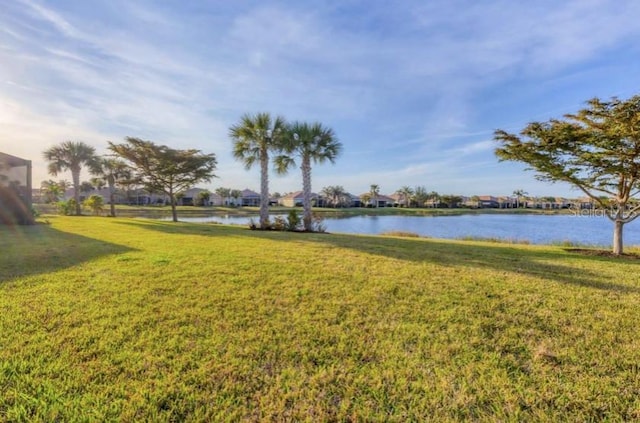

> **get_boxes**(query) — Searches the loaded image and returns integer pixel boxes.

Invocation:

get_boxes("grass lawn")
[2,216,640,421]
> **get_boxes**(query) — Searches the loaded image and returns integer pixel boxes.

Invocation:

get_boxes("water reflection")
[153,213,640,247]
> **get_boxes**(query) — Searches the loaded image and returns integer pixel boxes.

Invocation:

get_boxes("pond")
[161,212,640,247]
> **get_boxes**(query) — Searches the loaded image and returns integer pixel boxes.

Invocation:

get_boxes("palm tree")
[230,113,287,229]
[93,158,131,217]
[369,184,380,208]
[513,189,528,208]
[396,186,414,207]
[278,122,342,231]
[40,180,66,203]
[43,141,98,215]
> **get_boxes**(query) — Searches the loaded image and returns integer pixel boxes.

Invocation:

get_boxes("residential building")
[0,152,33,224]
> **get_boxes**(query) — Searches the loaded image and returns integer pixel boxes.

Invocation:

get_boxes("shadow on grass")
[0,223,135,284]
[114,219,640,293]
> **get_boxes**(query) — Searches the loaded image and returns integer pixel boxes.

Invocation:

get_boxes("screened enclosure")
[0,152,34,225]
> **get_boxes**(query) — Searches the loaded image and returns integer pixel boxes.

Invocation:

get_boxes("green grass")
[2,217,640,421]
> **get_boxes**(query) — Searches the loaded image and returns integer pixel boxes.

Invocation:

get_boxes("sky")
[1,0,640,198]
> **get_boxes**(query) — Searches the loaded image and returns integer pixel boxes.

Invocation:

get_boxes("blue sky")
[2,0,640,197]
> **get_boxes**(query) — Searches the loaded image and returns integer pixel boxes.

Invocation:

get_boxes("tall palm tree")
[43,141,98,215]
[279,122,342,231]
[369,184,380,208]
[230,113,287,229]
[93,158,131,217]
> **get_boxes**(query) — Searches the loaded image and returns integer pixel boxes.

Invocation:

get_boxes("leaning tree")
[109,137,217,222]
[43,141,98,215]
[494,95,640,255]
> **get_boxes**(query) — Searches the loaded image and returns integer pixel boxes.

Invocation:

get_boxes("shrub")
[56,199,77,216]
[272,216,286,231]
[83,195,104,215]
[286,210,301,231]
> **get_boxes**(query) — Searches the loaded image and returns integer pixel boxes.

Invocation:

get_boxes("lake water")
[163,213,640,247]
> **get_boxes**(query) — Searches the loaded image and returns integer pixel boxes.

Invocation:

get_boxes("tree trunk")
[259,147,270,229]
[72,169,81,215]
[301,156,312,231]
[613,219,624,255]
[108,180,116,217]
[169,188,178,222]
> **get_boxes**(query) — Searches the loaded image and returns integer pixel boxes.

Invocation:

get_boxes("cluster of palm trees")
[43,141,132,217]
[230,112,342,231]
[43,111,342,226]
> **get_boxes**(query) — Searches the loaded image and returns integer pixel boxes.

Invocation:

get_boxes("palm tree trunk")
[260,147,270,229]
[72,168,81,215]
[301,156,312,231]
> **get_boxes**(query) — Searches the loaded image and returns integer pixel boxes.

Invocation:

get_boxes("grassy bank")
[2,217,640,421]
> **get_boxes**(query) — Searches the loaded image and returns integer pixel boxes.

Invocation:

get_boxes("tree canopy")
[494,95,640,255]
[109,137,217,222]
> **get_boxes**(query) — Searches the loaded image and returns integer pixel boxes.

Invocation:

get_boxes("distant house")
[63,187,117,204]
[555,197,572,209]
[360,193,394,207]
[64,187,162,206]
[280,191,324,207]
[498,196,517,208]
[477,195,500,208]
[241,189,261,206]
[388,193,410,207]
[124,189,168,206]
[0,152,33,224]
[345,193,361,208]
[177,188,222,206]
